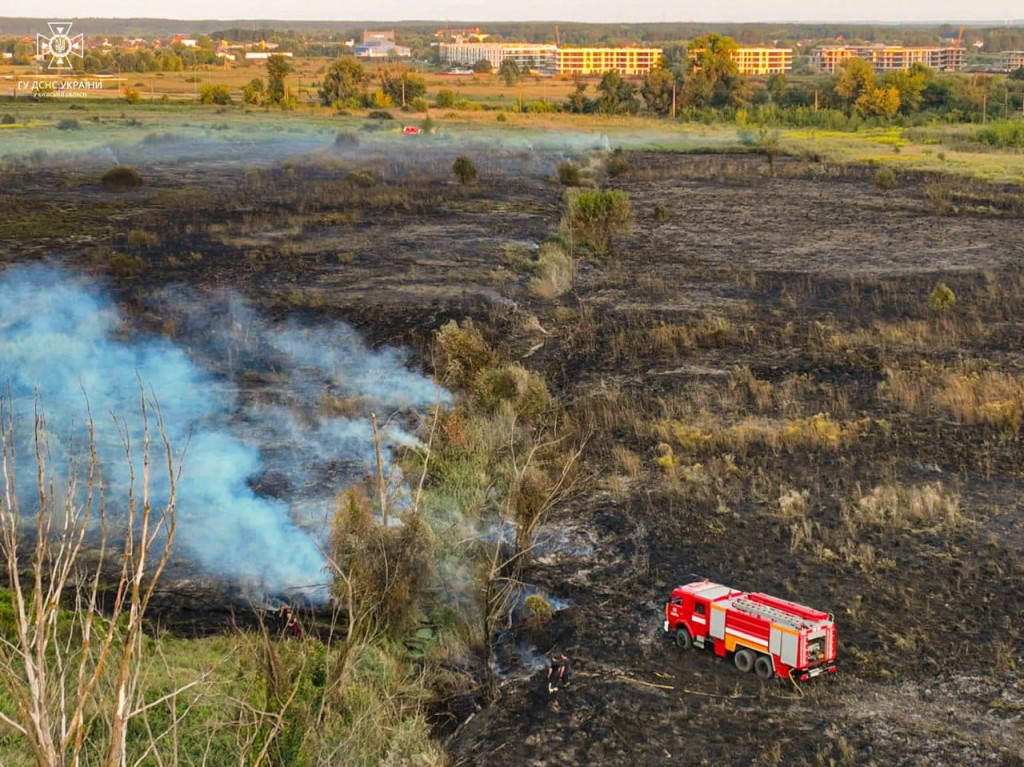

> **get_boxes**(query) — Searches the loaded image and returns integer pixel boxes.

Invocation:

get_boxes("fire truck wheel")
[754,655,774,680]
[674,627,692,650]
[734,648,755,673]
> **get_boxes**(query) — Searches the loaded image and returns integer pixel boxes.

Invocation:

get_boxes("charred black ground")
[2,145,1022,766]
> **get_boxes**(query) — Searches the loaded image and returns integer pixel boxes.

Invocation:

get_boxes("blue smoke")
[0,263,446,602]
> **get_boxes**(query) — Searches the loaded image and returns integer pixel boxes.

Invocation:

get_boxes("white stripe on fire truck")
[692,616,706,624]
[726,629,768,647]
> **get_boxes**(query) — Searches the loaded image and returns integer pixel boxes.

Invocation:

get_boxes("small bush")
[367,110,394,120]
[0,114,15,125]
[523,594,554,646]
[873,167,896,191]
[344,169,378,188]
[434,89,455,109]
[557,161,581,187]
[100,165,144,192]
[928,282,955,313]
[562,189,633,256]
[496,112,508,122]
[123,86,141,104]
[434,320,495,392]
[652,204,671,221]
[56,118,81,131]
[606,151,630,178]
[198,84,232,105]
[108,252,144,277]
[410,97,430,113]
[334,131,360,146]
[125,229,159,248]
[474,364,549,417]
[452,155,477,184]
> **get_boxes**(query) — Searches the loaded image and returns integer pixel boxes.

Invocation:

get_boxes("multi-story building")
[1000,50,1024,72]
[810,45,964,73]
[555,47,663,76]
[355,29,411,58]
[731,47,793,74]
[439,42,559,74]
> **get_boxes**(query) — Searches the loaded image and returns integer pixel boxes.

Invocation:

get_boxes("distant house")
[355,42,411,58]
[245,51,293,60]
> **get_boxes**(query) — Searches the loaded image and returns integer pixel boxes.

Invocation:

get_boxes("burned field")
[2,136,1023,765]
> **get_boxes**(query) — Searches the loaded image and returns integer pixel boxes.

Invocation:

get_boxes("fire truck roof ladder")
[731,598,811,630]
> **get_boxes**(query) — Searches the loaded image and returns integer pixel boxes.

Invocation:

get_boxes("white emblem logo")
[38,22,84,70]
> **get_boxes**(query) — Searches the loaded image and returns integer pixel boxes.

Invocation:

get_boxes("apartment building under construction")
[811,45,964,73]
[439,41,662,76]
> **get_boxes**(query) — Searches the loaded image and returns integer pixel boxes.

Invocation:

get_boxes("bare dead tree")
[0,390,189,767]
[475,424,588,701]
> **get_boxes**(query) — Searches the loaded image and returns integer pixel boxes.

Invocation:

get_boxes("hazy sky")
[15,1,1024,23]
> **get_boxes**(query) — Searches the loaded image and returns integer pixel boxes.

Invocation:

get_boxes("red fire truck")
[664,580,837,681]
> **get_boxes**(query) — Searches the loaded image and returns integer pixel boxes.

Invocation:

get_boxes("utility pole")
[982,92,987,123]
[671,79,676,119]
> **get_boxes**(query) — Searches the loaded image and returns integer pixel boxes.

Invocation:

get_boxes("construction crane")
[955,26,965,48]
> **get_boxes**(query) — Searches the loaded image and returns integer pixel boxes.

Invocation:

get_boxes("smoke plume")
[0,263,446,603]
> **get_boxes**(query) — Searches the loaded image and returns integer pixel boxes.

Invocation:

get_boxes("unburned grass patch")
[883,361,1024,434]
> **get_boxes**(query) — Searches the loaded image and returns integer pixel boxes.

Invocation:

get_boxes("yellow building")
[731,47,793,75]
[811,45,964,73]
[556,47,663,76]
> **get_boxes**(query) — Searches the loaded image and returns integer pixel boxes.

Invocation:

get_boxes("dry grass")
[883,362,1024,433]
[527,242,577,299]
[657,412,884,457]
[844,482,962,532]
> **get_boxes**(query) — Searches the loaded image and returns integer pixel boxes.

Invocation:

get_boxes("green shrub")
[563,189,633,256]
[474,364,549,418]
[873,167,896,191]
[242,78,265,105]
[452,155,477,184]
[56,118,80,131]
[108,252,144,276]
[100,165,144,192]
[367,109,394,120]
[557,161,581,187]
[652,204,671,221]
[524,100,559,113]
[434,88,455,108]
[198,84,232,105]
[928,282,956,313]
[0,114,15,125]
[974,120,1024,149]
[496,112,508,122]
[410,97,430,112]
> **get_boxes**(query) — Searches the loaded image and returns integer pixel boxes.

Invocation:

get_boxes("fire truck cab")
[665,579,837,681]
